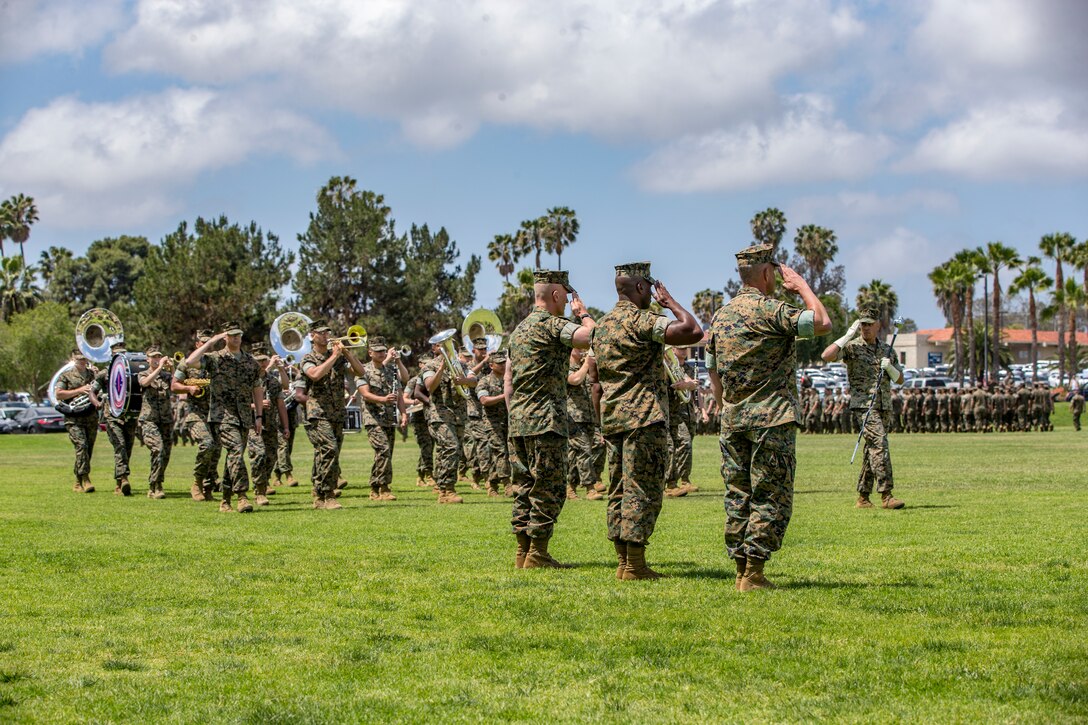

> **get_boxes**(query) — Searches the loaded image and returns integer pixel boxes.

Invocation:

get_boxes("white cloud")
[0,88,335,227]
[899,100,1088,179]
[0,0,127,63]
[790,189,959,223]
[633,95,892,192]
[103,0,865,147]
[846,227,943,292]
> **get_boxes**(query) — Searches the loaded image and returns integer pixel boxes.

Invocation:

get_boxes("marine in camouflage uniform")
[566,347,603,500]
[826,308,905,509]
[922,388,937,433]
[94,342,137,496]
[56,350,101,492]
[301,319,366,510]
[462,340,492,487]
[710,246,828,591]
[186,322,264,513]
[937,388,951,433]
[1017,384,1032,431]
[248,344,289,506]
[507,269,595,569]
[1071,389,1085,431]
[274,372,305,487]
[138,346,175,499]
[474,350,510,497]
[356,336,408,501]
[173,330,221,502]
[664,346,698,496]
[597,262,702,581]
[407,361,435,487]
[421,346,473,503]
[960,388,974,433]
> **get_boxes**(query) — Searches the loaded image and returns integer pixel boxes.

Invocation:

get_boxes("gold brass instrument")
[427,329,471,399]
[173,352,184,363]
[182,378,211,398]
[76,307,124,363]
[270,311,313,362]
[329,324,367,349]
[461,308,505,353]
[664,346,692,404]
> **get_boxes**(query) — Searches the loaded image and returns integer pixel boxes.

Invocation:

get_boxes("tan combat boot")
[369,486,382,501]
[379,485,397,501]
[664,483,688,498]
[416,476,427,488]
[621,543,665,580]
[681,480,699,493]
[190,482,206,501]
[273,473,282,487]
[566,485,579,501]
[487,482,500,497]
[881,492,905,509]
[285,474,299,487]
[856,494,874,509]
[114,483,124,495]
[82,478,95,493]
[470,481,482,491]
[120,478,131,496]
[153,484,166,500]
[734,558,747,590]
[504,482,513,497]
[523,536,574,569]
[254,484,270,507]
[583,486,603,501]
[594,482,606,493]
[325,496,343,510]
[438,490,464,504]
[73,481,84,493]
[203,484,217,502]
[737,558,775,591]
[219,496,233,513]
[236,496,253,513]
[313,495,327,510]
[515,533,532,569]
[614,540,628,580]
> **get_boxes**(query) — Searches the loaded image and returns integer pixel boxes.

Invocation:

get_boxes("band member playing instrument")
[474,350,510,498]
[821,307,905,509]
[356,336,408,501]
[665,346,700,497]
[186,322,265,513]
[463,339,490,487]
[408,354,435,488]
[56,349,101,493]
[172,329,221,502]
[566,347,603,501]
[96,341,137,496]
[421,344,475,503]
[504,269,595,569]
[594,262,703,580]
[274,366,306,488]
[301,319,367,510]
[138,345,175,499]
[249,344,290,506]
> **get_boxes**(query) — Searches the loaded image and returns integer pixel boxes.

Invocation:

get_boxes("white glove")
[833,319,863,349]
[880,357,901,383]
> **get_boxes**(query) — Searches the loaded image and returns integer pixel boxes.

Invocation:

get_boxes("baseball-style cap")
[221,321,243,335]
[533,269,574,292]
[308,319,332,333]
[368,335,388,352]
[615,262,655,285]
[735,244,775,266]
[857,307,879,324]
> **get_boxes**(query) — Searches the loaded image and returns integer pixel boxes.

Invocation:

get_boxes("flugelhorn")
[270,311,314,362]
[428,329,471,399]
[461,308,504,353]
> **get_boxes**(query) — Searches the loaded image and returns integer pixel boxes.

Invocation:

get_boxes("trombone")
[328,324,367,349]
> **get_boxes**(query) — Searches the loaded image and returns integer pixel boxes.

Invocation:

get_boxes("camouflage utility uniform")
[421,359,465,497]
[706,285,816,562]
[838,337,901,497]
[205,349,261,498]
[57,366,98,488]
[664,364,695,490]
[174,358,222,497]
[95,366,138,491]
[358,359,399,498]
[139,366,175,495]
[248,367,283,495]
[301,349,351,500]
[567,359,600,497]
[474,369,510,494]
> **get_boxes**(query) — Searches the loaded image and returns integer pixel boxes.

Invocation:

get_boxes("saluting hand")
[777,264,810,294]
[571,292,588,318]
[651,280,676,309]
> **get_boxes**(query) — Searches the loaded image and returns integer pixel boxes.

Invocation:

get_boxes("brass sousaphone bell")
[461,308,505,353]
[270,311,313,362]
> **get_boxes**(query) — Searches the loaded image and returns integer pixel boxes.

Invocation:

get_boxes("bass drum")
[108,352,149,418]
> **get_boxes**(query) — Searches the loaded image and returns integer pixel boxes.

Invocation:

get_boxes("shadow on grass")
[794,489,843,496]
[904,505,956,510]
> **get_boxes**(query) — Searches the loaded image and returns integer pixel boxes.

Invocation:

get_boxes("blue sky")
[1,0,1086,328]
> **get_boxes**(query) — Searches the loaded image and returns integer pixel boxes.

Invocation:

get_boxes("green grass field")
[1,406,1086,723]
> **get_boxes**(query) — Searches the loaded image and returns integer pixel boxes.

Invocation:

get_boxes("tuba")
[270,311,313,363]
[461,308,505,353]
[664,346,692,404]
[76,308,124,363]
[428,329,471,399]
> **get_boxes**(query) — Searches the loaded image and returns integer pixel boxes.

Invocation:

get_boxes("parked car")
[903,377,951,389]
[0,408,21,433]
[0,401,31,413]
[14,406,66,433]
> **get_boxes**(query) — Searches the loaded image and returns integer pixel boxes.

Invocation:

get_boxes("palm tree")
[953,247,986,382]
[1049,278,1087,385]
[1,193,42,266]
[856,279,898,339]
[794,224,838,295]
[1039,232,1076,384]
[0,256,44,321]
[520,217,546,269]
[750,208,787,252]
[1007,257,1053,382]
[691,289,724,327]
[487,234,516,283]
[929,259,971,384]
[982,242,1022,382]
[542,206,579,271]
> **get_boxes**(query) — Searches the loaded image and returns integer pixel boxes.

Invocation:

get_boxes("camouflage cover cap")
[110,341,126,352]
[533,269,574,291]
[308,318,332,333]
[615,261,655,284]
[857,307,879,324]
[221,321,243,335]
[472,337,488,350]
[71,348,87,360]
[250,342,269,360]
[735,244,775,266]
[368,335,388,352]
[489,350,508,363]
[196,328,212,342]
[145,344,162,356]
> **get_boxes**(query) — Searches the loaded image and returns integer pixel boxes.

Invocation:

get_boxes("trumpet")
[329,324,367,349]
[173,352,185,363]
[182,378,211,398]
